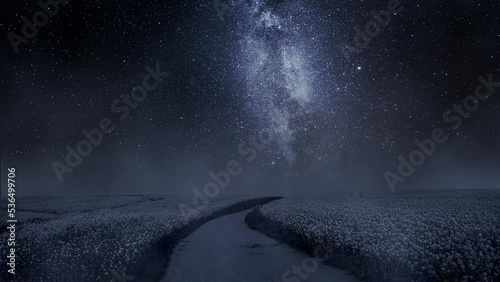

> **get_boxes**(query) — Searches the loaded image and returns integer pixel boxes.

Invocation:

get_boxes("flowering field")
[246,190,500,282]
[0,194,275,281]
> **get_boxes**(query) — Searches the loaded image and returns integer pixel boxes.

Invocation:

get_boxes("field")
[0,194,276,281]
[246,190,500,282]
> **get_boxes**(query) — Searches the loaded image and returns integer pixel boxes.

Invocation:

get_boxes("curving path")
[163,210,358,282]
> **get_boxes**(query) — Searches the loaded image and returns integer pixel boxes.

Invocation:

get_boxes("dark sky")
[0,0,499,196]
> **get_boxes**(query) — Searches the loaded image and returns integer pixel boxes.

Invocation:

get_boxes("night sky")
[0,0,499,196]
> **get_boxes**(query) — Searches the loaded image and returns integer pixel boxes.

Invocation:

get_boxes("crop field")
[246,190,500,282]
[0,194,271,281]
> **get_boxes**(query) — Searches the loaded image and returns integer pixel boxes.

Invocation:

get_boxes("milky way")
[236,0,317,162]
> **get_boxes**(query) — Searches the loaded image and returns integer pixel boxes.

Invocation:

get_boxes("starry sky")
[0,0,499,196]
